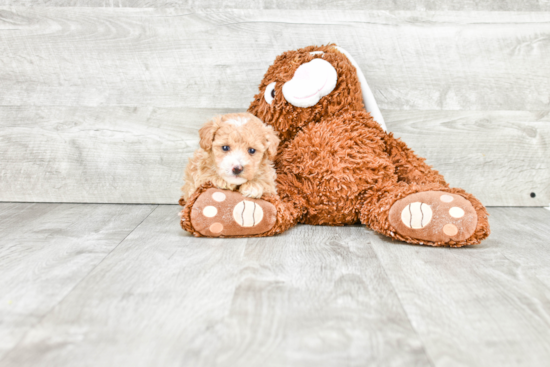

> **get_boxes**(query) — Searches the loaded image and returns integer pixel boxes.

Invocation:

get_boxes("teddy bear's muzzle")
[282,58,337,108]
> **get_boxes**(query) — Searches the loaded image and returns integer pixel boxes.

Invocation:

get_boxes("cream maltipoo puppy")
[181,112,280,201]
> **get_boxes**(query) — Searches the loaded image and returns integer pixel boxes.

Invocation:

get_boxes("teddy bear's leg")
[360,181,490,247]
[382,132,449,186]
[179,183,302,238]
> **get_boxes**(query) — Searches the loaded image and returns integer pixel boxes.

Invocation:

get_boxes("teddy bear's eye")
[222,145,230,151]
[248,148,256,155]
[264,82,276,105]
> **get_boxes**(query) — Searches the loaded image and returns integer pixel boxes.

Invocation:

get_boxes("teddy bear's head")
[248,44,385,142]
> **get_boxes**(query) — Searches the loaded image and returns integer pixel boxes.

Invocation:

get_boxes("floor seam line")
[368,235,437,367]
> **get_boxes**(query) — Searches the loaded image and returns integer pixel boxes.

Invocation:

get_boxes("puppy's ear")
[199,116,221,151]
[264,125,280,160]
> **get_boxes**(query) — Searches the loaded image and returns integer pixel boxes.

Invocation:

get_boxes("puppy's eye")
[222,146,230,152]
[264,82,276,105]
[248,148,256,155]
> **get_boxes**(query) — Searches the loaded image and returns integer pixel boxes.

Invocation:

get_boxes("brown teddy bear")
[180,44,490,247]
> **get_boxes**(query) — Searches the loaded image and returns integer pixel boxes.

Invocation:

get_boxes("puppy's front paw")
[212,177,234,191]
[239,183,263,199]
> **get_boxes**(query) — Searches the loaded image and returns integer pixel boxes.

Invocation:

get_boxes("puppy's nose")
[232,165,243,175]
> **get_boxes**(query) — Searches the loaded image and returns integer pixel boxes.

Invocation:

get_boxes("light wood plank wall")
[0,4,548,205]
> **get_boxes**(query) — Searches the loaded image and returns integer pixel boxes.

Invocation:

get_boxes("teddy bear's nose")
[282,58,337,108]
[294,66,312,81]
[232,165,243,175]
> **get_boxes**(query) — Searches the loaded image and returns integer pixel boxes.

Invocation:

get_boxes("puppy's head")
[199,112,279,185]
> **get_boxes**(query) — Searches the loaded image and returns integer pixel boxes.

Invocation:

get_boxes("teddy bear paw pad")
[388,191,477,243]
[189,188,277,237]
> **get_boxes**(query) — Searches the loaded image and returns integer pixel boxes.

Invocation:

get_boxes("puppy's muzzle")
[232,165,244,175]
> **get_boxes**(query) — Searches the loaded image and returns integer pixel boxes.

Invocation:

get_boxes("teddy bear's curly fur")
[180,44,490,247]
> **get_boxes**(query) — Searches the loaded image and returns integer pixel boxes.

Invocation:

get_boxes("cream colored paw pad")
[449,207,465,218]
[233,200,264,227]
[401,202,433,229]
[440,194,454,203]
[212,192,226,202]
[202,206,218,217]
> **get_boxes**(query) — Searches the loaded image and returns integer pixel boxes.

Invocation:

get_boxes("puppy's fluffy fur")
[182,113,280,201]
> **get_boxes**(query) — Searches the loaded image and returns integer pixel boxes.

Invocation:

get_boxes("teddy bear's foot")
[388,191,478,243]
[188,188,277,237]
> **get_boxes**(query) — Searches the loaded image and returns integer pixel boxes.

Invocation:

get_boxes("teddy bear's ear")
[334,46,387,132]
[199,116,221,151]
[264,125,280,160]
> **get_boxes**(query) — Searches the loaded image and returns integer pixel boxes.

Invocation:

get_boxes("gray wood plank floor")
[0,203,157,359]
[1,204,549,366]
